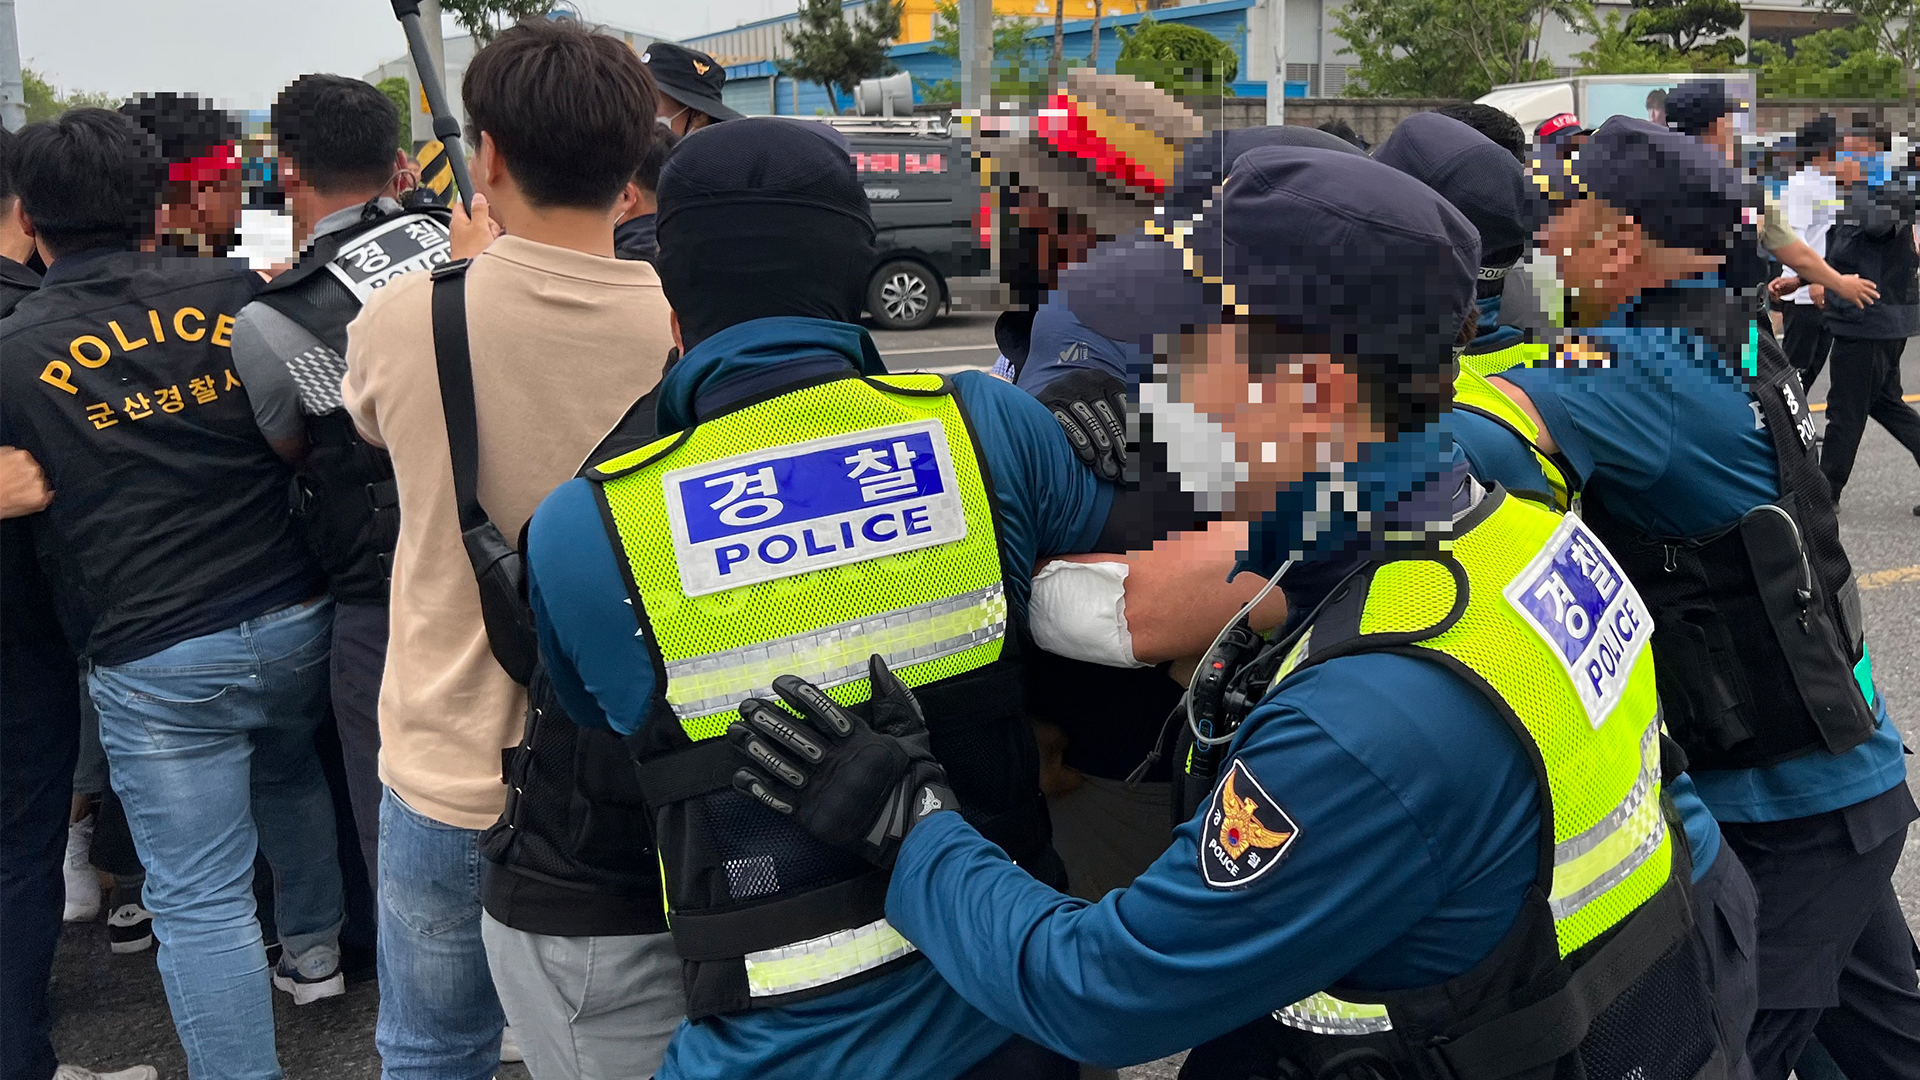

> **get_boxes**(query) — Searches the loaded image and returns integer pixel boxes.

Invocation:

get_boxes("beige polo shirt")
[343,234,672,829]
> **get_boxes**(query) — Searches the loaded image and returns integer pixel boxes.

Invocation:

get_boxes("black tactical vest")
[479,392,667,936]
[599,375,1060,1021]
[1580,288,1875,771]
[255,204,450,602]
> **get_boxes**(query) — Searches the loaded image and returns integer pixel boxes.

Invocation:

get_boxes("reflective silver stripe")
[664,584,1007,721]
[1273,992,1394,1036]
[1555,723,1659,863]
[744,917,917,998]
[1549,722,1666,922]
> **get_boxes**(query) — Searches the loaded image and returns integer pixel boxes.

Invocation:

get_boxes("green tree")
[1813,0,1918,114]
[22,67,119,123]
[1114,15,1238,95]
[1334,0,1586,99]
[377,77,414,152]
[929,0,1049,100]
[1750,23,1904,99]
[780,0,904,115]
[439,0,555,46]
[1631,0,1744,56]
[1572,0,1743,73]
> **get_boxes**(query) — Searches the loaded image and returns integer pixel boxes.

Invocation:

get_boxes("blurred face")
[157,175,243,255]
[1537,198,1644,320]
[1162,322,1373,518]
[1007,189,1099,293]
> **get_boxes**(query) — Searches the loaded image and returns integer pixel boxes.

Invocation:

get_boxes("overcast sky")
[16,0,796,111]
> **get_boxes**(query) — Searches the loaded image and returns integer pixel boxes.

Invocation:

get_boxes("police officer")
[1486,117,1919,1080]
[638,43,740,136]
[729,145,1732,1080]
[0,108,338,1080]
[227,73,448,885]
[1387,114,1763,1072]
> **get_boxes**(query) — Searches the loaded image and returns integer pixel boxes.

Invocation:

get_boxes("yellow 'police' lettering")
[211,314,235,349]
[70,336,111,368]
[173,307,206,341]
[108,319,150,352]
[40,360,77,394]
[148,309,167,344]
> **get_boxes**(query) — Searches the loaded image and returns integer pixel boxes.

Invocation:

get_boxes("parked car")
[799,116,989,331]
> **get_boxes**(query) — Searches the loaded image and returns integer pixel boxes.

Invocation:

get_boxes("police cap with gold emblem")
[640,42,742,123]
[1529,116,1746,258]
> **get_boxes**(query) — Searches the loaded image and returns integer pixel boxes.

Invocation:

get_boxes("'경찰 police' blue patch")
[1502,515,1651,729]
[663,420,968,596]
[1200,759,1300,890]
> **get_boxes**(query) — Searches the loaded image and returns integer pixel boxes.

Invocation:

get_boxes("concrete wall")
[1757,99,1920,134]
[1182,96,1467,142]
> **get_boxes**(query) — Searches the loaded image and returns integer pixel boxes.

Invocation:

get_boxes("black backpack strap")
[428,258,541,684]
[430,259,490,533]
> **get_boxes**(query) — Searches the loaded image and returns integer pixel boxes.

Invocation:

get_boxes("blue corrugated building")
[690,0,1266,117]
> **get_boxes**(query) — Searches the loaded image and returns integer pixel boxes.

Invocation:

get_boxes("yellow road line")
[1811,393,1920,414]
[1858,565,1920,591]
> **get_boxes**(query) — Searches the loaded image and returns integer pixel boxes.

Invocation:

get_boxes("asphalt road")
[46,334,1918,1080]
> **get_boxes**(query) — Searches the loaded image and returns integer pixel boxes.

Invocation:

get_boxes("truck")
[1477,73,1759,141]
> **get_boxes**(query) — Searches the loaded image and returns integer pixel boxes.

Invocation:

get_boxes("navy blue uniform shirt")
[888,649,1541,1067]
[1498,287,1905,823]
[526,316,1112,1080]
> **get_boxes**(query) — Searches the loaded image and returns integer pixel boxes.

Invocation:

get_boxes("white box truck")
[1477,73,1758,142]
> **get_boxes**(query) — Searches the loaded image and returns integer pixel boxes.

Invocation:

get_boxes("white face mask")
[658,105,688,131]
[1139,379,1248,513]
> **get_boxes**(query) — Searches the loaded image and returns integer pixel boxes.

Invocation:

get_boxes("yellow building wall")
[897,0,1148,45]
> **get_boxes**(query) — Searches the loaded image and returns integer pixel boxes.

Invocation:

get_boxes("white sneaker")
[500,1026,525,1064]
[62,816,101,923]
[271,941,346,1005]
[53,1065,159,1080]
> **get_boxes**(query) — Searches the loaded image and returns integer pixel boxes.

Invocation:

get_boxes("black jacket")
[0,254,40,319]
[613,214,658,264]
[1822,177,1919,340]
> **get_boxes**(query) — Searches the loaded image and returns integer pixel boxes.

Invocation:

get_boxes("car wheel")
[868,260,940,331]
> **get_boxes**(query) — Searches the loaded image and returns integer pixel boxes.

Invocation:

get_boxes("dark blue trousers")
[1,637,82,1080]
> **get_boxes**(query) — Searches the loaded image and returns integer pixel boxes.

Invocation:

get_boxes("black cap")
[1796,113,1839,158]
[1375,111,1533,268]
[1059,146,1478,366]
[1531,116,1747,256]
[1664,80,1740,136]
[639,42,742,123]
[1166,125,1364,215]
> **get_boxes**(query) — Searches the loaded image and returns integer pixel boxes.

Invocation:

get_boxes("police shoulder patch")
[1200,758,1300,890]
[1549,336,1615,370]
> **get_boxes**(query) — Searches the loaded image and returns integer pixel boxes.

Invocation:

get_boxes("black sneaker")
[106,900,153,954]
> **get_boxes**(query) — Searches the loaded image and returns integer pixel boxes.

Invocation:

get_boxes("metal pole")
[406,0,447,148]
[1264,0,1286,126]
[957,0,993,115]
[0,0,26,132]
[391,0,472,211]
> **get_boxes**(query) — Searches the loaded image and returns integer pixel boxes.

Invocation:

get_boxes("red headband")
[168,141,241,183]
[1034,93,1169,195]
[1535,113,1582,140]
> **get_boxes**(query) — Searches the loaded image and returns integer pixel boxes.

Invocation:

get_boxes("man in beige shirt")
[340,22,672,1080]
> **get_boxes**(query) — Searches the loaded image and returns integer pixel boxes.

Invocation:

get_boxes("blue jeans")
[89,599,342,1080]
[376,788,504,1080]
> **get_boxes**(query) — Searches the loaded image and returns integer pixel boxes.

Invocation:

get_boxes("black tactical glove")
[728,655,957,868]
[1035,368,1129,482]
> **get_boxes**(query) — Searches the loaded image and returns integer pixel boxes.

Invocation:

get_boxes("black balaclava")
[655,118,876,348]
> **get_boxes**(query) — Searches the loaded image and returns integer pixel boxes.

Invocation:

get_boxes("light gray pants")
[480,913,684,1080]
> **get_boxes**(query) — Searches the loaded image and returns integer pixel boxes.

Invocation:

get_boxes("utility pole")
[405,0,447,149]
[1264,0,1286,125]
[0,0,25,132]
[957,0,993,115]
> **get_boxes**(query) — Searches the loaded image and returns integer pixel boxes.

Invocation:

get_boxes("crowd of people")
[0,18,1916,1080]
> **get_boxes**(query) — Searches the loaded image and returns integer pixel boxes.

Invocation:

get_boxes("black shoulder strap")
[430,259,490,533]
